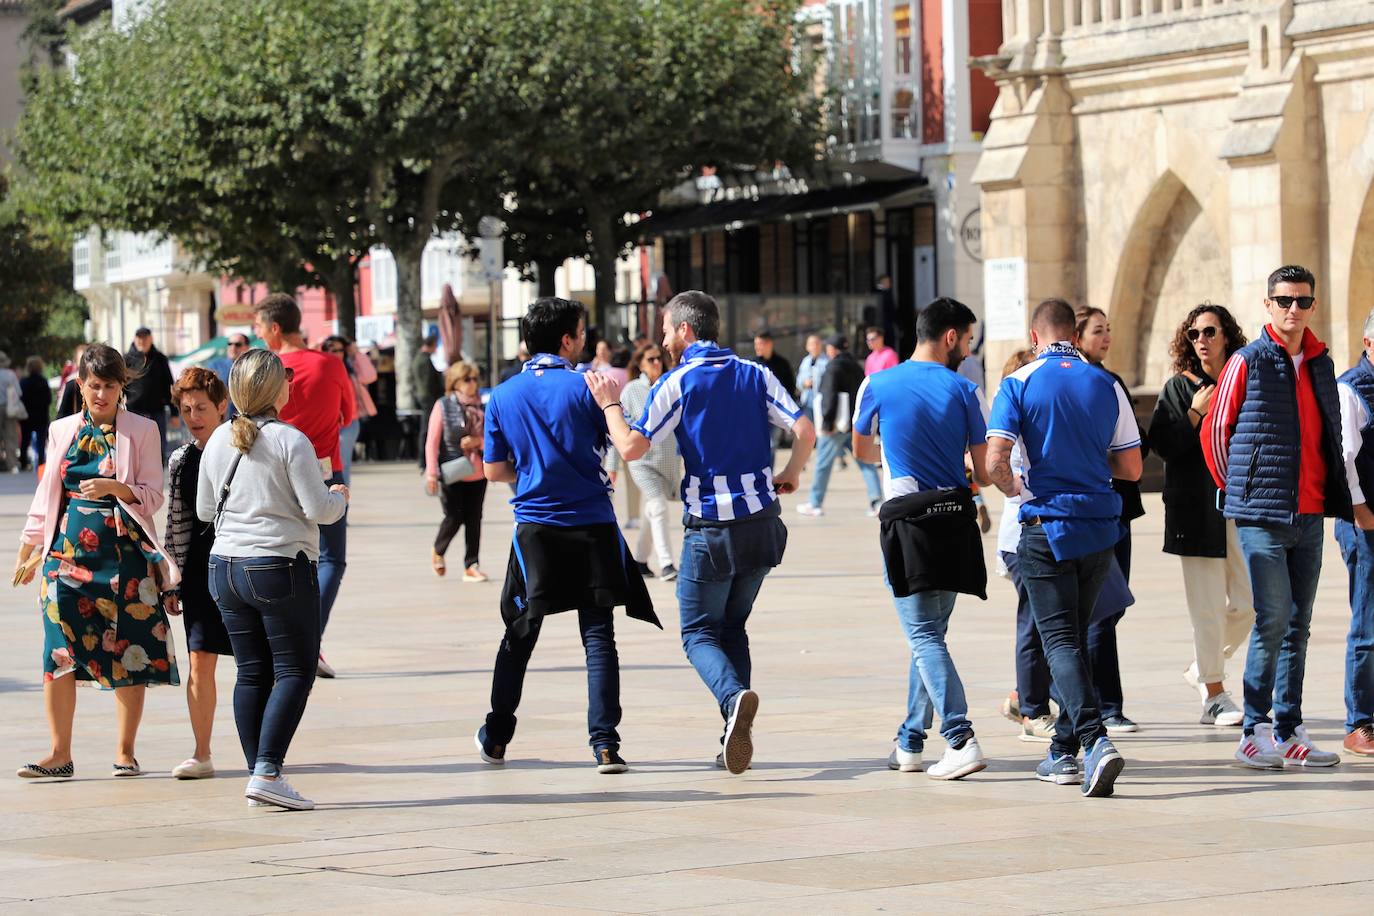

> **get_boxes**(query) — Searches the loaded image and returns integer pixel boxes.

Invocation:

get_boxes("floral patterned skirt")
[40,495,180,688]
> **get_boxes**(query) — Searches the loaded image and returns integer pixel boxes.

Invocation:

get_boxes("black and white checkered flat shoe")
[17,761,74,779]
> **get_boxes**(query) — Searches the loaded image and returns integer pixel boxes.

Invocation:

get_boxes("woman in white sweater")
[197,349,348,810]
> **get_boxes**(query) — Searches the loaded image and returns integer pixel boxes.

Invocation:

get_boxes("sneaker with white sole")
[794,503,824,517]
[1235,723,1283,769]
[595,748,629,774]
[474,726,506,765]
[1035,751,1081,785]
[315,653,336,679]
[721,689,758,775]
[1081,737,1124,797]
[1274,725,1341,768]
[171,757,215,779]
[244,775,314,811]
[1200,692,1244,727]
[926,737,986,781]
[887,745,922,772]
[1019,715,1055,743]
[1103,715,1139,735]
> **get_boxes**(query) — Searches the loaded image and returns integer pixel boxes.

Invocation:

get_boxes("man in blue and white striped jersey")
[590,291,816,774]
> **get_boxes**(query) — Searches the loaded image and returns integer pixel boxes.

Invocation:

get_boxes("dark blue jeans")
[1002,551,1054,719]
[208,552,321,776]
[677,529,770,719]
[1086,529,1130,720]
[1016,525,1112,757]
[1336,520,1374,731]
[486,608,622,751]
[1235,516,1323,739]
[318,472,348,636]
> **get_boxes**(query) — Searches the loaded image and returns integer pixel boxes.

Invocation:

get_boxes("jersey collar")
[1037,341,1081,360]
[683,341,731,361]
[523,353,574,372]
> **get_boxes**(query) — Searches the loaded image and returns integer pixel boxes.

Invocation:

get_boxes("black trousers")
[435,478,487,569]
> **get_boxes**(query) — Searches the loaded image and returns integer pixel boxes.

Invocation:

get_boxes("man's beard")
[945,350,966,371]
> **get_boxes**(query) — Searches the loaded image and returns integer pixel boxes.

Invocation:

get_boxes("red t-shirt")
[278,349,356,475]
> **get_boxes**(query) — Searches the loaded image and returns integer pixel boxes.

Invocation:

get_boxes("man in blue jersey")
[986,298,1143,798]
[590,291,816,774]
[852,297,991,781]
[476,297,658,775]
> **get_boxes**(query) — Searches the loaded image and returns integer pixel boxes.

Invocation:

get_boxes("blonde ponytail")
[227,349,287,454]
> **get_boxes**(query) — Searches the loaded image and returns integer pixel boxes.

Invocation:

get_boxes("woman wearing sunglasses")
[425,362,488,582]
[1148,303,1252,727]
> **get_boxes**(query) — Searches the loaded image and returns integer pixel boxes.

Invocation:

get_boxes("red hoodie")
[1203,324,1327,515]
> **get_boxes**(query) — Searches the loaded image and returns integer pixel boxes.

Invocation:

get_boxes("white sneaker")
[1274,725,1341,768]
[1235,723,1283,769]
[887,745,922,772]
[794,503,824,517]
[245,775,314,811]
[926,736,986,781]
[721,689,758,775]
[1200,692,1243,727]
[315,653,336,679]
[1018,715,1055,743]
[172,757,215,779]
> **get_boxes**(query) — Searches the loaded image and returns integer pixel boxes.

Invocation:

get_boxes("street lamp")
[478,216,505,388]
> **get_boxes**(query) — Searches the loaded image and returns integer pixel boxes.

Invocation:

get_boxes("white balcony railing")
[73,235,91,291]
[103,231,175,285]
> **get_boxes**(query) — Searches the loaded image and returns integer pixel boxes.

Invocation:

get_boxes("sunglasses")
[460,375,479,382]
[1185,326,1219,342]
[326,347,346,355]
[227,341,248,349]
[644,355,663,363]
[1270,295,1315,311]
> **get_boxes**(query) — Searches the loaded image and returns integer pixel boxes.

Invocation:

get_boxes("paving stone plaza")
[1,463,1370,914]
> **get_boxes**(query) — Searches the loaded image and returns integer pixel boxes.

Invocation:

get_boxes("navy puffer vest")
[1223,332,1351,526]
[1338,357,1374,504]
[438,395,468,462]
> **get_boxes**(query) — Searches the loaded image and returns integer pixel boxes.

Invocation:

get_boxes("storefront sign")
[214,301,257,326]
[960,209,983,262]
[984,257,1027,342]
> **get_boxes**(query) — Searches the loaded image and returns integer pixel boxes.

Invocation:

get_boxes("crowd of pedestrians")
[10,262,1374,811]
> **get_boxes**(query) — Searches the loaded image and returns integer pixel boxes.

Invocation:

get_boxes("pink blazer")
[21,410,180,588]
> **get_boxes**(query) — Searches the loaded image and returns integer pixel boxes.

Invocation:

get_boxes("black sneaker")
[474,726,506,765]
[659,564,678,582]
[596,748,628,774]
[722,689,759,774]
[635,561,654,578]
[1103,715,1139,735]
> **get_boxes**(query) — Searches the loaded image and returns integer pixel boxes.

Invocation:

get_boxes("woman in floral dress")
[13,344,180,780]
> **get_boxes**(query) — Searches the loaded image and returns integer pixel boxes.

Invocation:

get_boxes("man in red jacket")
[254,294,356,678]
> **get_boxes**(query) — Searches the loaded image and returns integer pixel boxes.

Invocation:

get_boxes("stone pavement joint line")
[2,465,1372,913]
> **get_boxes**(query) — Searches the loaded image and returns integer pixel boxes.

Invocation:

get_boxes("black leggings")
[435,478,487,568]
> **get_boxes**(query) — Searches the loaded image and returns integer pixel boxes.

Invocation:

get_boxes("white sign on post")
[478,237,505,283]
[984,257,1028,342]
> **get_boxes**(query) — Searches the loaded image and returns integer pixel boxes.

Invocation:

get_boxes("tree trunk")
[326,257,359,342]
[535,255,559,297]
[587,215,621,335]
[393,245,425,410]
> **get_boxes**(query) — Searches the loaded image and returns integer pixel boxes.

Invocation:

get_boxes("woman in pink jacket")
[12,344,181,780]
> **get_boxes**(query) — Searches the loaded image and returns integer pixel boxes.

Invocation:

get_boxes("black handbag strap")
[213,418,278,532]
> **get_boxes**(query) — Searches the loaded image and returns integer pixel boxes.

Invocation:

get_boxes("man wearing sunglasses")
[1203,264,1352,770]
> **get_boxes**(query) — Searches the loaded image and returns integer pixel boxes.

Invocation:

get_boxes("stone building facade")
[974,0,1374,387]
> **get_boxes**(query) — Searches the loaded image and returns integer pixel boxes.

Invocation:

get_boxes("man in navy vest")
[986,298,1142,798]
[591,291,816,774]
[1333,309,1374,758]
[1203,265,1352,770]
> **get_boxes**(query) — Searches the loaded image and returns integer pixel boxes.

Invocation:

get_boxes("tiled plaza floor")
[0,461,1370,914]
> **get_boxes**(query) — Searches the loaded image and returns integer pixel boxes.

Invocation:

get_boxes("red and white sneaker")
[1234,723,1282,769]
[1274,725,1341,768]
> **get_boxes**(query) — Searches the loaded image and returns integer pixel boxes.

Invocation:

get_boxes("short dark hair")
[79,342,138,387]
[1031,298,1076,339]
[522,297,586,356]
[254,293,302,335]
[754,330,773,341]
[1267,264,1316,296]
[666,291,720,342]
[916,297,978,343]
[865,327,884,339]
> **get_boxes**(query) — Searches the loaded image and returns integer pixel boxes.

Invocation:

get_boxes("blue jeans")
[318,472,348,635]
[485,607,622,750]
[1335,520,1374,730]
[809,431,882,508]
[339,419,361,485]
[1002,551,1054,719]
[1016,525,1112,758]
[677,529,770,718]
[208,552,321,776]
[1236,516,1323,739]
[888,579,973,751]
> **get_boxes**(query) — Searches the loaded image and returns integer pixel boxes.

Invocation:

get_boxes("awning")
[636,176,927,238]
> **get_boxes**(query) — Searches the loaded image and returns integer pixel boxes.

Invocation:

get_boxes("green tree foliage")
[0,175,86,370]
